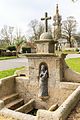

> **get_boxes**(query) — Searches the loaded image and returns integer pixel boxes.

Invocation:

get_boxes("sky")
[0,0,80,36]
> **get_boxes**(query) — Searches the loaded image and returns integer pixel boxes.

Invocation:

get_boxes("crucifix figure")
[41,12,51,32]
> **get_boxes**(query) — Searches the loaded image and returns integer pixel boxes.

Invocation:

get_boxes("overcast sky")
[0,0,80,35]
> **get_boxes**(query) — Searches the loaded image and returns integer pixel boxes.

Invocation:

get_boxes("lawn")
[0,56,17,60]
[0,57,80,79]
[55,51,78,55]
[66,58,80,73]
[0,67,24,79]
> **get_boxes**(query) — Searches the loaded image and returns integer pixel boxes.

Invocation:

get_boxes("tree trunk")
[68,35,72,48]
[16,46,19,58]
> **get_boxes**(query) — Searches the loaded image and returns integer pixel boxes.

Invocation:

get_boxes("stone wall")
[16,56,62,108]
[0,75,16,98]
[61,53,80,83]
[64,68,80,83]
[0,108,36,120]
[52,82,80,106]
[28,56,62,84]
[16,73,80,109]
[16,99,35,113]
[15,54,80,111]
[36,43,49,53]
[37,86,80,120]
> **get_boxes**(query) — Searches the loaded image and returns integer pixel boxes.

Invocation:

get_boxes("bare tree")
[62,16,77,47]
[0,25,10,44]
[0,25,14,45]
[28,19,44,41]
[29,19,38,40]
[28,19,52,41]
[8,26,14,44]
[37,22,44,40]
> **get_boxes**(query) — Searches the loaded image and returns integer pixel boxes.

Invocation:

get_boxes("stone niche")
[38,62,49,99]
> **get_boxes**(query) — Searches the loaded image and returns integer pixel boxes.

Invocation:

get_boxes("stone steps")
[15,99,35,113]
[1,93,19,105]
[1,93,24,110]
[5,98,24,110]
[67,101,80,120]
[1,93,35,115]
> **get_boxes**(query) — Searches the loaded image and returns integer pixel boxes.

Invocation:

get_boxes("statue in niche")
[38,63,49,99]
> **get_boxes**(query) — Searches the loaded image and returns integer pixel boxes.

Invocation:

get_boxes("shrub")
[6,51,12,56]
[0,49,6,56]
[27,48,31,53]
[76,48,79,52]
[12,51,16,56]
[22,47,31,53]
[7,45,16,52]
[22,47,28,53]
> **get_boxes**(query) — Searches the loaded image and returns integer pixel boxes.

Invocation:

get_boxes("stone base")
[38,96,49,101]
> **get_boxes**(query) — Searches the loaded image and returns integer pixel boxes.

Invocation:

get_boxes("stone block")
[0,100,4,110]
[48,104,58,111]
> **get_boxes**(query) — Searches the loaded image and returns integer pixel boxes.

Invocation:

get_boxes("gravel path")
[66,54,80,59]
[0,58,28,71]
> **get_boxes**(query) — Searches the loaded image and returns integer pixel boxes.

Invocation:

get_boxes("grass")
[0,67,24,79]
[0,56,17,60]
[55,51,78,56]
[66,58,80,73]
[0,57,80,79]
[63,51,78,54]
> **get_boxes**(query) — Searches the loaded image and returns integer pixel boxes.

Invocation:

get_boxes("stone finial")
[53,4,62,40]
[56,4,59,15]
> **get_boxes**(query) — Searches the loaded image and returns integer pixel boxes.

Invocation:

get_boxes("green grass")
[0,67,24,79]
[55,51,78,56]
[63,51,78,54]
[66,58,80,73]
[1,57,80,79]
[0,56,17,60]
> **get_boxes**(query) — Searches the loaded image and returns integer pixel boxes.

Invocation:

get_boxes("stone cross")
[41,12,51,32]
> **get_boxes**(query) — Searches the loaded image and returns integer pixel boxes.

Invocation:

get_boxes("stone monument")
[25,12,62,102]
[53,4,62,40]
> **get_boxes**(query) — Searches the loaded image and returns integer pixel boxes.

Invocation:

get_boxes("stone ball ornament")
[40,32,53,41]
